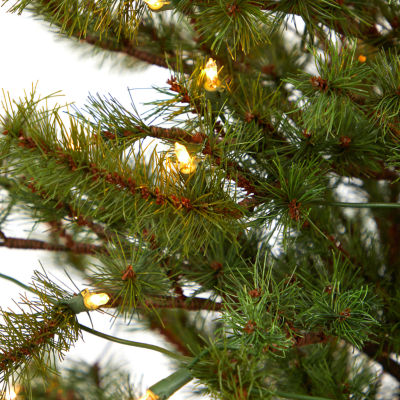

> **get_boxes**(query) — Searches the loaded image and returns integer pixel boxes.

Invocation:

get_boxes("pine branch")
[3,2,400,396]
[22,177,115,242]
[257,1,398,50]
[122,125,265,197]
[11,126,243,218]
[0,230,106,255]
[111,294,223,312]
[17,0,194,73]
[1,173,112,243]
[0,291,81,393]
[81,33,187,71]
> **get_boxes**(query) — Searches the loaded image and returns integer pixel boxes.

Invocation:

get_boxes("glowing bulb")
[175,142,191,164]
[174,143,196,174]
[203,58,220,91]
[81,289,110,310]
[143,0,170,10]
[138,390,159,400]
[4,386,18,400]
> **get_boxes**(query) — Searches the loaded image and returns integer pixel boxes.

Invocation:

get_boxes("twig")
[0,230,105,254]
[149,318,193,357]
[110,294,223,312]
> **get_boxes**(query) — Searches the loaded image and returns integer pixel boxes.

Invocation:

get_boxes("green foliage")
[255,156,327,234]
[221,259,297,357]
[284,40,372,133]
[1,0,400,398]
[4,0,144,40]
[368,49,400,138]
[190,342,272,400]
[274,343,380,400]
[219,251,379,357]
[0,89,243,256]
[296,254,380,348]
[181,231,250,296]
[89,237,171,319]
[190,0,271,59]
[272,0,373,40]
[0,271,81,395]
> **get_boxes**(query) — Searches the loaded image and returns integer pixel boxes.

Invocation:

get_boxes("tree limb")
[0,230,105,254]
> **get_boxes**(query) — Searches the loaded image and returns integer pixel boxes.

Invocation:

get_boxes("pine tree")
[1,0,400,398]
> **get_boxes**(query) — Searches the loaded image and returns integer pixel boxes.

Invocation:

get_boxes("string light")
[174,142,196,174]
[143,0,170,10]
[3,386,18,400]
[81,289,110,310]
[137,390,159,400]
[203,58,220,92]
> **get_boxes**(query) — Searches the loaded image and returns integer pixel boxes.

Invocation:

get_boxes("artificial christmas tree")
[1,0,400,398]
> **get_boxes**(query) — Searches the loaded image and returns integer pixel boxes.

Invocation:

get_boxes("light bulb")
[174,143,196,174]
[143,0,170,10]
[4,386,18,400]
[81,289,110,310]
[138,390,159,400]
[175,142,191,164]
[203,58,220,91]
[204,58,218,81]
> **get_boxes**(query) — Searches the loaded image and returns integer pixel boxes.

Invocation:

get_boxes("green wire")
[0,272,36,293]
[314,201,400,208]
[78,324,191,362]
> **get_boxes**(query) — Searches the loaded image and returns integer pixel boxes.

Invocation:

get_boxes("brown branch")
[294,331,331,348]
[110,294,223,312]
[148,126,197,143]
[363,342,400,382]
[35,0,192,73]
[0,230,105,255]
[83,34,184,71]
[149,319,193,356]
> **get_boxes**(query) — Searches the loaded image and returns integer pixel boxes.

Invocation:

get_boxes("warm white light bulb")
[175,142,191,164]
[82,290,110,310]
[203,58,220,91]
[4,386,18,400]
[143,0,170,10]
[138,390,159,400]
[174,143,196,174]
[204,58,218,81]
